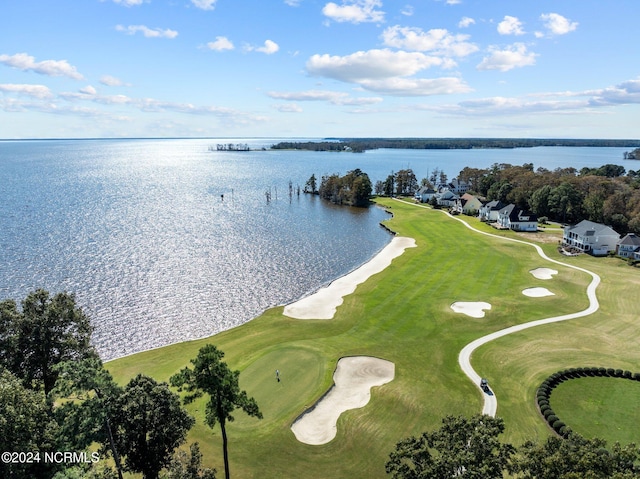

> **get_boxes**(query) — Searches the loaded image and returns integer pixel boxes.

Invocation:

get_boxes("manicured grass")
[550,377,640,445]
[106,198,640,478]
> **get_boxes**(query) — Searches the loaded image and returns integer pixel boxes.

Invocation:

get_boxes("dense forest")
[457,162,640,233]
[271,138,640,153]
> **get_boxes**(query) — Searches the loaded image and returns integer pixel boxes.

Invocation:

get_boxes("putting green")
[233,345,328,432]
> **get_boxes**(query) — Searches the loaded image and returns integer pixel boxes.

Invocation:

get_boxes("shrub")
[614,369,624,378]
[552,420,566,433]
[606,368,616,377]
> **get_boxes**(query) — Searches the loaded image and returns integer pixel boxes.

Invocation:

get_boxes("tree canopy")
[386,415,515,479]
[0,289,96,395]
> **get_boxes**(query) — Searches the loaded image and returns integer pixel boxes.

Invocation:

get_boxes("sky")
[1,0,640,139]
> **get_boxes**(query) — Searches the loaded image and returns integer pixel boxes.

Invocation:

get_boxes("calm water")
[0,139,634,360]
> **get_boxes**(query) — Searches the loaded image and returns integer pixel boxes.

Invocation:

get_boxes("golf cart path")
[395,199,601,417]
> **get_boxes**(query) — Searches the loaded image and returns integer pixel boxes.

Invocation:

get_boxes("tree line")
[272,138,640,152]
[386,414,640,478]
[0,290,260,479]
[456,162,640,233]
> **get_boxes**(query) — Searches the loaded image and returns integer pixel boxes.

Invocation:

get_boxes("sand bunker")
[291,356,395,445]
[283,236,416,320]
[451,302,492,318]
[522,287,555,297]
[529,267,558,280]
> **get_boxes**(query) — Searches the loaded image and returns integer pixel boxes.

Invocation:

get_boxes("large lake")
[0,139,634,360]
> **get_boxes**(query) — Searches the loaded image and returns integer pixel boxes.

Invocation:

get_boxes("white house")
[563,220,620,256]
[414,186,437,203]
[436,190,459,207]
[479,200,506,222]
[454,193,483,215]
[447,178,470,195]
[497,204,538,232]
[616,233,640,258]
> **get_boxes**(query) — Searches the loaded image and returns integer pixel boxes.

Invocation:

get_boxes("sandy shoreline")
[283,236,416,320]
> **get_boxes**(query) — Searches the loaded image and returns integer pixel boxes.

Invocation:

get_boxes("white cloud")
[381,26,478,57]
[587,78,640,106]
[359,77,472,96]
[0,53,84,80]
[100,75,128,87]
[206,36,235,51]
[79,85,97,95]
[458,17,475,28]
[245,40,279,54]
[540,13,578,36]
[267,89,383,105]
[306,49,472,96]
[115,25,178,39]
[477,43,537,72]
[112,0,150,7]
[273,103,303,112]
[0,83,54,99]
[110,0,147,6]
[284,0,301,5]
[445,0,461,5]
[256,40,279,54]
[307,49,448,83]
[497,15,524,35]
[401,5,414,16]
[191,0,217,10]
[322,0,385,24]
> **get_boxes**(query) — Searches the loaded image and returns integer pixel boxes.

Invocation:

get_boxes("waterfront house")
[415,186,437,203]
[436,190,459,208]
[479,200,506,222]
[497,204,538,232]
[454,193,483,215]
[563,220,620,256]
[616,233,640,258]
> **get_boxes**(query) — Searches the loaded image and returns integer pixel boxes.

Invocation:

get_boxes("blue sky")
[1,0,639,139]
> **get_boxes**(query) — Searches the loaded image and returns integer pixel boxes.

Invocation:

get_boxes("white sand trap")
[529,267,558,280]
[283,236,416,319]
[523,287,555,297]
[451,302,491,318]
[291,356,395,445]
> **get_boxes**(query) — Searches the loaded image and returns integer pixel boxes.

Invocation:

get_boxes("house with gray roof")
[414,186,437,203]
[616,233,640,258]
[479,200,505,222]
[497,204,538,232]
[563,220,620,256]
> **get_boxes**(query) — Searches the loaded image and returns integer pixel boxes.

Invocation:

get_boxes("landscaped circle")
[537,368,640,442]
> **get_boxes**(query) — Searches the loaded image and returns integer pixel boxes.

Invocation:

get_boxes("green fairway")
[106,197,640,478]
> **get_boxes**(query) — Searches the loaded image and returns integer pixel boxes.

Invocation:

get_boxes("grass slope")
[107,198,640,478]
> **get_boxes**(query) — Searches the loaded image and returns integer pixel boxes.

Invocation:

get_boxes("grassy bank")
[107,197,640,478]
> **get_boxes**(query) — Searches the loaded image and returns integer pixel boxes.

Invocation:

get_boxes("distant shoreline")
[271,138,640,153]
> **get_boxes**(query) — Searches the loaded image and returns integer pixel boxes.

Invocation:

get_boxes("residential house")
[414,186,437,203]
[563,220,620,256]
[447,178,470,195]
[616,233,640,258]
[479,200,505,222]
[497,204,538,232]
[436,190,459,208]
[454,193,483,215]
